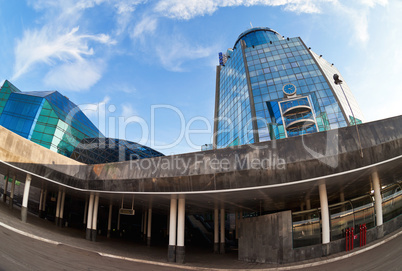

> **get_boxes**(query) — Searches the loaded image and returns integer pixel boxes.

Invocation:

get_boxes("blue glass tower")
[0,80,163,163]
[213,27,364,148]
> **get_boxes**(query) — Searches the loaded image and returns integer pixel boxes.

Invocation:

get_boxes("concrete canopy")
[0,115,401,214]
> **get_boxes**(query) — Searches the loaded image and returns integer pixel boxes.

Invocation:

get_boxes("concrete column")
[41,189,47,217]
[9,176,16,209]
[59,191,66,227]
[91,194,99,242]
[21,175,31,223]
[83,196,88,225]
[38,189,44,218]
[168,195,177,263]
[214,208,219,253]
[147,206,152,246]
[176,196,185,264]
[86,193,94,240]
[300,202,304,211]
[220,208,225,254]
[3,175,8,202]
[306,198,311,210]
[319,183,330,244]
[143,210,147,239]
[373,172,383,226]
[107,203,113,238]
[141,211,144,235]
[55,190,61,225]
[340,191,345,202]
[235,211,239,239]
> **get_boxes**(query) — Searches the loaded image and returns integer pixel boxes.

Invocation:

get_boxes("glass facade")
[71,137,164,164]
[214,27,365,148]
[0,81,163,163]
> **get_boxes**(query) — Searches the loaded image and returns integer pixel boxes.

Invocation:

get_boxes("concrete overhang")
[0,115,401,213]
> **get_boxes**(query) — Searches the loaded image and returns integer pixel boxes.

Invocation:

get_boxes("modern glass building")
[213,27,364,148]
[0,80,163,163]
[71,137,164,164]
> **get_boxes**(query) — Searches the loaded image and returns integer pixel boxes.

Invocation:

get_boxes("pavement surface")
[0,201,402,271]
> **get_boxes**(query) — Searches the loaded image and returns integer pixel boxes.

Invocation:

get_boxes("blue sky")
[0,0,400,155]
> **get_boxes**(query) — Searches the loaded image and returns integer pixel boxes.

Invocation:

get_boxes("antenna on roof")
[250,22,253,28]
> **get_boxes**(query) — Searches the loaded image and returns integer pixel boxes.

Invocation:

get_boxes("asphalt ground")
[0,201,402,271]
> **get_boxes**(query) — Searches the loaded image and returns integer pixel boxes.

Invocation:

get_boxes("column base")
[9,198,13,209]
[38,210,43,218]
[2,194,6,203]
[213,243,219,254]
[377,225,384,239]
[55,217,59,226]
[91,229,97,242]
[176,246,185,264]
[86,228,91,240]
[167,245,176,262]
[21,207,28,223]
[147,237,151,247]
[107,230,111,238]
[220,243,225,254]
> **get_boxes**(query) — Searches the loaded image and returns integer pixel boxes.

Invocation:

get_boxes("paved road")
[2,222,402,271]
[0,226,183,271]
[294,233,402,271]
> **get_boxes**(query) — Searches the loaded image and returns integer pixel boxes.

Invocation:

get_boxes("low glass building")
[0,80,163,163]
[71,137,164,164]
[214,27,364,148]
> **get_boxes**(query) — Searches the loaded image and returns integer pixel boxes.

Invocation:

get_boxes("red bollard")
[351,227,354,250]
[359,225,362,247]
[346,228,349,251]
[363,223,367,245]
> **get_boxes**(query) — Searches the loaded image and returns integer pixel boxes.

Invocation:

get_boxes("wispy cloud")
[121,103,137,117]
[155,35,216,71]
[153,0,328,20]
[13,26,114,81]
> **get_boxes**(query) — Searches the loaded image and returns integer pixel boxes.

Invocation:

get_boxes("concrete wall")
[238,211,293,264]
[239,211,402,264]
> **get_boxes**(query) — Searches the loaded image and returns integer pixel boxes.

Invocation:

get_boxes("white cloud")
[121,103,137,117]
[43,59,104,91]
[12,26,115,81]
[132,16,158,39]
[154,0,329,20]
[155,35,216,71]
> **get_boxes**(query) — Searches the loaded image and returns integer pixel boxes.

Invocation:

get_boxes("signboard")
[119,208,135,215]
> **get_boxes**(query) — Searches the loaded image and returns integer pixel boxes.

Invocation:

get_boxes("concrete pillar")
[147,206,152,246]
[372,172,383,226]
[41,189,47,217]
[220,208,225,254]
[83,196,88,225]
[214,207,219,253]
[107,203,112,238]
[143,210,147,239]
[91,195,99,242]
[3,175,8,202]
[86,193,94,240]
[168,195,177,262]
[38,189,44,218]
[59,191,66,227]
[300,202,304,211]
[319,183,330,244]
[141,211,144,235]
[21,175,31,223]
[55,190,61,225]
[9,176,15,209]
[176,196,185,264]
[340,191,345,202]
[306,198,311,210]
[235,211,239,239]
